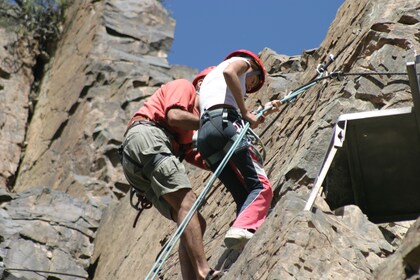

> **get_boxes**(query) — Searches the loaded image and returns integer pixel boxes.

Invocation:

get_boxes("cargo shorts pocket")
[150,155,191,198]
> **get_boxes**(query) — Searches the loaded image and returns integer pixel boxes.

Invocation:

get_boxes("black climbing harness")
[200,107,266,167]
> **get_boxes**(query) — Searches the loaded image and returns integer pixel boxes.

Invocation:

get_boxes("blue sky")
[163,1,345,72]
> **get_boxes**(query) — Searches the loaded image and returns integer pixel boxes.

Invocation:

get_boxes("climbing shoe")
[224,227,254,250]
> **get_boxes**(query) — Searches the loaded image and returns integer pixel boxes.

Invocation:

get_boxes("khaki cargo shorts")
[122,124,192,220]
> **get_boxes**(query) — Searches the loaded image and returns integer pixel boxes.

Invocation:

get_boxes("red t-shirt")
[130,79,207,169]
[133,79,197,144]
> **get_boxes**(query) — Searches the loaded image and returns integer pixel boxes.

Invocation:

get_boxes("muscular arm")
[167,107,200,130]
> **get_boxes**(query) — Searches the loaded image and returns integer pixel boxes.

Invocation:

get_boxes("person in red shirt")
[121,67,222,279]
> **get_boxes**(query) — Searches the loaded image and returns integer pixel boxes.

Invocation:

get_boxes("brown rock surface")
[0,30,37,190]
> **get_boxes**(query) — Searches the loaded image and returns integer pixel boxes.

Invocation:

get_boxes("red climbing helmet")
[224,49,266,93]
[192,66,216,87]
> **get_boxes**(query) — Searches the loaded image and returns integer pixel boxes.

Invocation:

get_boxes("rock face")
[0,30,37,190]
[0,0,419,279]
[13,0,180,207]
[0,187,101,280]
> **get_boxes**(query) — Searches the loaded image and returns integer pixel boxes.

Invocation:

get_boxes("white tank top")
[199,57,248,116]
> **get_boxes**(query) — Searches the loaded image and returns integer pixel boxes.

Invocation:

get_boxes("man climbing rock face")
[120,67,224,279]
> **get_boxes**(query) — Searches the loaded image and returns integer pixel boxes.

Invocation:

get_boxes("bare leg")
[163,189,210,280]
[179,211,207,279]
[179,242,195,280]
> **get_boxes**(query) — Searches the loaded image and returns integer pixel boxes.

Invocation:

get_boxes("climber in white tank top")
[197,49,281,250]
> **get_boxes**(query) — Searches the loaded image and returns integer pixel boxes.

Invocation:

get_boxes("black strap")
[120,144,170,179]
[201,109,248,166]
[125,119,175,142]
[130,186,152,228]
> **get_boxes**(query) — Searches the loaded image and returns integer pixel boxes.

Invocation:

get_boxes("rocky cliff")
[0,0,419,279]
